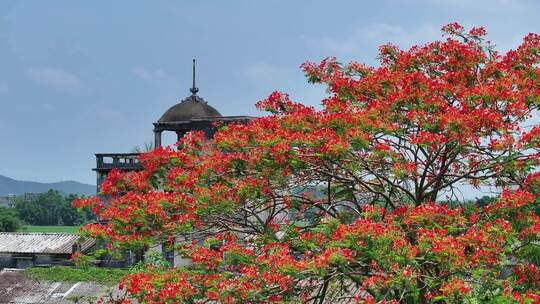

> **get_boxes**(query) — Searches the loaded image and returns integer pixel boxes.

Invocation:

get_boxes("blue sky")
[0,0,538,186]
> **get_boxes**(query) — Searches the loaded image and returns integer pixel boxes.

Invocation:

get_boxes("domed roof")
[158,94,222,123]
[158,59,222,123]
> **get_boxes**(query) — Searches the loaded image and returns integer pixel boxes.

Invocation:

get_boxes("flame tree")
[75,24,540,303]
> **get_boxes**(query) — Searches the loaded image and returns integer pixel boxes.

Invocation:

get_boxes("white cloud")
[28,67,81,90]
[304,23,439,60]
[131,67,167,81]
[414,0,538,52]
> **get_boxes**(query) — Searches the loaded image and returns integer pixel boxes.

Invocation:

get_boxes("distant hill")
[0,175,95,196]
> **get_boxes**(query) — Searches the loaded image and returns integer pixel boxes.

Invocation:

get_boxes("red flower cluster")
[78,24,540,303]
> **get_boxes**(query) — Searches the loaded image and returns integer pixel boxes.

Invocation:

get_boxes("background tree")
[77,24,540,303]
[131,141,155,153]
[16,190,94,226]
[0,206,21,232]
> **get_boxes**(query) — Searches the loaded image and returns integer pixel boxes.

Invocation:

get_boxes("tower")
[92,60,253,266]
[94,60,252,192]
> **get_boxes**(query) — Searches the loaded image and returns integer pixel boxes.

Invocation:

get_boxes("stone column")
[154,130,162,148]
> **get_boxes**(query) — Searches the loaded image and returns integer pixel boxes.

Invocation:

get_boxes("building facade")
[0,196,14,208]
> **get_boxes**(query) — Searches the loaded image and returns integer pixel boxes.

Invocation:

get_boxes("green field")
[22,225,81,233]
[26,266,128,286]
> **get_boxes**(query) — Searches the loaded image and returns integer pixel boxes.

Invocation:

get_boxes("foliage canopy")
[0,206,21,232]
[76,24,540,303]
[15,189,94,226]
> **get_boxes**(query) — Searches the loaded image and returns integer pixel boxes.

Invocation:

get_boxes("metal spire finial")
[190,59,199,95]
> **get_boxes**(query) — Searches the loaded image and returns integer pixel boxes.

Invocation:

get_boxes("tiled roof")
[0,269,108,304]
[0,233,95,254]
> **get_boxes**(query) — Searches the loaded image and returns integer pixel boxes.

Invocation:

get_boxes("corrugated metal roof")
[0,233,95,254]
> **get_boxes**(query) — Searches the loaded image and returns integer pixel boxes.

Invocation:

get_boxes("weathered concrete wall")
[0,254,14,268]
[145,243,191,267]
[34,254,53,265]
[15,258,33,269]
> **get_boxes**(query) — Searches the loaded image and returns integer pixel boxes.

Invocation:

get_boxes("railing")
[94,153,142,171]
